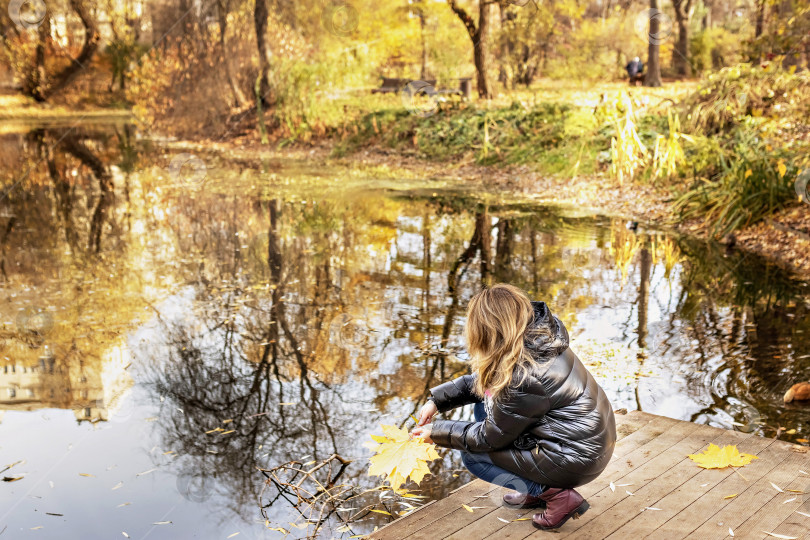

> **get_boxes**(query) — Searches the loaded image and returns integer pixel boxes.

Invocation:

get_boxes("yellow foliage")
[687,444,759,469]
[366,425,440,490]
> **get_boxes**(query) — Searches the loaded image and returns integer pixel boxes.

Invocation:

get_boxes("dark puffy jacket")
[430,301,616,489]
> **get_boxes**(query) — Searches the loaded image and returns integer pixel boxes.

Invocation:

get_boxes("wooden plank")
[370,480,498,540]
[714,445,810,540]
[570,426,758,540]
[765,476,810,540]
[542,423,728,539]
[443,498,534,540]
[497,416,706,540]
[644,433,787,540]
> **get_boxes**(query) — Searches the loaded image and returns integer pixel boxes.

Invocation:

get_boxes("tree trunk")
[253,0,272,106]
[217,2,249,108]
[672,0,692,76]
[33,0,100,101]
[755,0,765,38]
[474,0,494,98]
[644,0,663,87]
[447,0,494,99]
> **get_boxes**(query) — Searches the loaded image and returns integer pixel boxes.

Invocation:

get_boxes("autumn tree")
[20,0,101,102]
[644,0,663,87]
[671,0,693,76]
[447,0,496,99]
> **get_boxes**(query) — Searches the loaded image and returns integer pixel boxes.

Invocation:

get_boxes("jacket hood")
[525,301,569,358]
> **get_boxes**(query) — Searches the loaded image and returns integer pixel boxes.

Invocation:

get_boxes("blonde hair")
[465,284,537,401]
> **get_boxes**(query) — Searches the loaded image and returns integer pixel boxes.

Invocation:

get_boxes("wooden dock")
[369,411,810,540]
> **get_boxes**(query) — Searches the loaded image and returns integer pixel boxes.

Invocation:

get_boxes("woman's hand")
[418,400,438,426]
[411,424,433,444]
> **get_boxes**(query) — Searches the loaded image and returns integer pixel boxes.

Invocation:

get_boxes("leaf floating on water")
[222,419,233,424]
[136,468,157,477]
[152,521,171,525]
[762,532,798,539]
[205,428,224,434]
[122,533,130,538]
[220,430,235,435]
[45,513,62,517]
[226,533,239,538]
[2,476,23,482]
[30,526,43,530]
[267,527,289,534]
[78,473,94,478]
[771,482,784,493]
[462,504,474,513]
[367,425,440,490]
[687,444,758,469]
[723,494,738,500]
[117,502,131,507]
[289,522,310,529]
[112,482,123,490]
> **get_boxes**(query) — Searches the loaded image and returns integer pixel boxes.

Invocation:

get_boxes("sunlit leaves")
[365,425,439,490]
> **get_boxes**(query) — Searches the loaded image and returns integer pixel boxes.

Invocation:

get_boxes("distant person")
[626,56,644,85]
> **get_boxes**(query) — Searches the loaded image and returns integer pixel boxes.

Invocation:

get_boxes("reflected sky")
[0,124,809,538]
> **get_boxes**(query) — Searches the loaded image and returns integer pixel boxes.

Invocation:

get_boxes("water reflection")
[0,124,808,538]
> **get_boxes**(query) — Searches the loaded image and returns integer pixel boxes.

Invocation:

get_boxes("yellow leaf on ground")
[724,494,738,499]
[462,504,473,513]
[687,444,758,469]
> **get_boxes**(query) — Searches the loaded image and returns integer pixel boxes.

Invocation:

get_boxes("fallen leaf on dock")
[796,511,810,518]
[497,517,510,523]
[783,497,796,504]
[771,482,784,493]
[762,532,797,539]
[688,444,758,469]
[729,527,734,537]
[462,504,474,513]
[609,482,615,492]
[723,494,738,499]
[626,490,635,496]
[513,517,532,521]
[643,507,662,511]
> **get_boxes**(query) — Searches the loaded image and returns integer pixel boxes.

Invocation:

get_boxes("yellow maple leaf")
[777,160,787,178]
[688,444,759,469]
[367,425,440,490]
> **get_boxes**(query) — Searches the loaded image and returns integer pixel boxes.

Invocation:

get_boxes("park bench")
[372,77,473,100]
[629,72,645,86]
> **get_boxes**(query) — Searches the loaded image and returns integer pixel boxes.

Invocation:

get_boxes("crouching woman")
[412,284,616,530]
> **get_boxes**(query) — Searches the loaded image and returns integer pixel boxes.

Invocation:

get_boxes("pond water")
[0,123,809,539]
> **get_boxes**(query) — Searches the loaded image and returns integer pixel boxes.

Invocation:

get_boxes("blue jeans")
[460,402,545,497]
